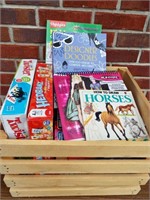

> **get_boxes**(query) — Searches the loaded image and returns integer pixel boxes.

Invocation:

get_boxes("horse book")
[79,90,149,141]
[54,71,127,141]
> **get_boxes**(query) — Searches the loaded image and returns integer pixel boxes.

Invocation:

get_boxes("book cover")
[52,31,106,74]
[79,90,149,141]
[54,74,86,140]
[77,71,127,91]
[54,71,126,140]
[46,20,102,64]
[27,63,53,140]
[54,108,64,140]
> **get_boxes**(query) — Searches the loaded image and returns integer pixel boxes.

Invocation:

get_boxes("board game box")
[0,59,37,139]
[27,63,53,140]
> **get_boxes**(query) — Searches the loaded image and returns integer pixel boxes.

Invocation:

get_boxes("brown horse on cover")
[115,103,135,115]
[95,102,128,140]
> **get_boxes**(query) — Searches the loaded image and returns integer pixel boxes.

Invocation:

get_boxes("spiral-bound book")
[46,20,102,64]
[79,90,149,141]
[52,31,107,74]
[54,71,127,140]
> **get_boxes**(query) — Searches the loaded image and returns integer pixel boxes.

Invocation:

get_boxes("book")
[27,63,53,140]
[54,108,64,140]
[54,71,127,141]
[52,31,107,74]
[77,71,127,91]
[79,90,149,141]
[46,20,102,64]
[54,73,85,140]
[0,59,37,139]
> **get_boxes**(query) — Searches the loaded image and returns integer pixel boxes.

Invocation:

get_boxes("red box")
[27,63,53,140]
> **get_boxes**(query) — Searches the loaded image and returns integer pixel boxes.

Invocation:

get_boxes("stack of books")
[47,20,148,141]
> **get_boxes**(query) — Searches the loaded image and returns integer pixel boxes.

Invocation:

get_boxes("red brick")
[0,60,16,72]
[13,28,46,43]
[39,9,92,26]
[116,33,150,48]
[1,8,36,25]
[0,85,10,96]
[95,12,146,31]
[63,0,117,9]
[112,64,150,77]
[1,44,39,59]
[5,0,59,6]
[146,91,150,101]
[107,49,138,62]
[135,78,150,89]
[1,73,14,85]
[1,27,10,42]
[128,65,150,77]
[121,0,149,11]
[102,32,114,47]
[140,50,150,63]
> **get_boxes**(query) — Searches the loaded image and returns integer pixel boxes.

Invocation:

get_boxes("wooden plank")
[119,68,150,133]
[0,139,150,158]
[1,158,150,174]
[10,185,141,197]
[0,130,7,139]
[4,174,149,188]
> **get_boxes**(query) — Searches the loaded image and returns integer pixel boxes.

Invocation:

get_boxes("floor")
[1,175,149,200]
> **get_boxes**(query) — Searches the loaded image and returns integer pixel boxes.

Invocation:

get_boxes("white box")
[0,59,37,139]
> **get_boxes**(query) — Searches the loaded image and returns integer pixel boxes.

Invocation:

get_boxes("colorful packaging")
[27,63,53,140]
[0,59,37,139]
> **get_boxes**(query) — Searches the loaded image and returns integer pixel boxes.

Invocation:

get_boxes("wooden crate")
[0,67,150,198]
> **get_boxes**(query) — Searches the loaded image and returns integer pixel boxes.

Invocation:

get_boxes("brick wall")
[1,0,150,104]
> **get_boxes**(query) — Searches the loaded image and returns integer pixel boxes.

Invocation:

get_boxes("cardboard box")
[27,63,53,140]
[0,59,37,139]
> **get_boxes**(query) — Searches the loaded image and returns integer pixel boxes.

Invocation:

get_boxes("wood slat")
[4,174,149,188]
[109,67,150,134]
[0,130,7,139]
[0,139,150,158]
[1,158,150,174]
[120,68,150,133]
[9,185,141,197]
